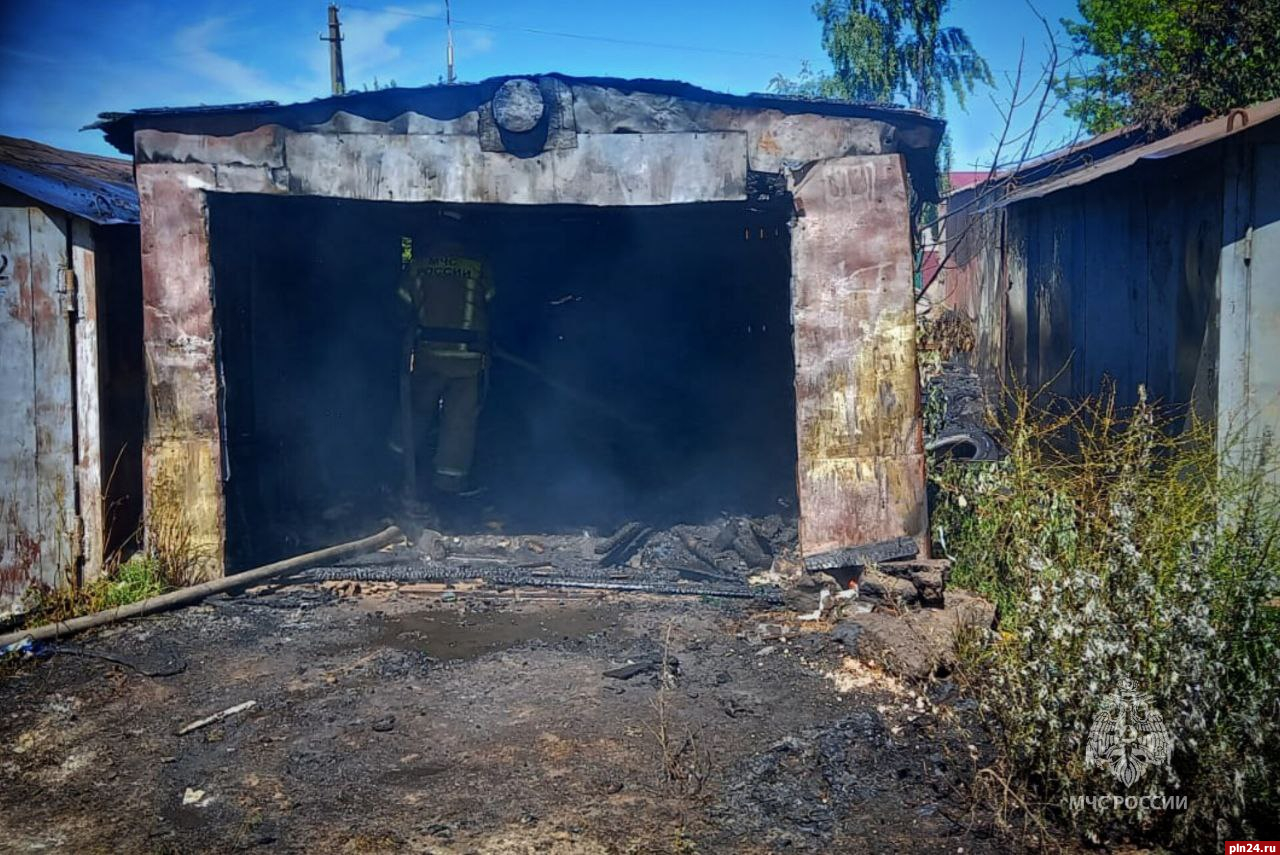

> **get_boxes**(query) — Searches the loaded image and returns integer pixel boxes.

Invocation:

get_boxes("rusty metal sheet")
[0,205,40,614]
[789,155,928,563]
[282,131,748,205]
[0,203,77,613]
[135,163,224,577]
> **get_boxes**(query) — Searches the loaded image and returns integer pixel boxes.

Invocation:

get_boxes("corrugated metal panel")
[0,136,138,225]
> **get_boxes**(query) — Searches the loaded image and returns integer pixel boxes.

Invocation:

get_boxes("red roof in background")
[947,171,988,191]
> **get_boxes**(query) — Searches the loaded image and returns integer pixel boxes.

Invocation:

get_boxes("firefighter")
[396,223,495,495]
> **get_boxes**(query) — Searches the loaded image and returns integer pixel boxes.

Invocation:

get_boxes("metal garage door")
[0,203,76,616]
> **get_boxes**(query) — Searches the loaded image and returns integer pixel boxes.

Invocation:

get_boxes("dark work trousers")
[412,349,484,493]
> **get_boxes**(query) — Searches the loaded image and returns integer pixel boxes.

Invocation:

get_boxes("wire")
[341,3,813,63]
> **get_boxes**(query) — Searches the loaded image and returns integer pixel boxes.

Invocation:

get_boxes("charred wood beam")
[803,536,918,573]
[596,522,653,567]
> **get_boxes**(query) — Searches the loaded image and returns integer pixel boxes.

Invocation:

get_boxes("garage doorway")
[208,194,797,569]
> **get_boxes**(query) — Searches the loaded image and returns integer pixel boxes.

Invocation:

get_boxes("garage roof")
[92,72,944,156]
[0,135,138,225]
[997,97,1280,206]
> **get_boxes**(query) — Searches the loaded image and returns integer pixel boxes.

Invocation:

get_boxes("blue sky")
[0,0,1083,169]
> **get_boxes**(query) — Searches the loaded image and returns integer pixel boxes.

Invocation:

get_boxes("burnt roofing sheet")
[0,135,138,225]
[91,72,945,156]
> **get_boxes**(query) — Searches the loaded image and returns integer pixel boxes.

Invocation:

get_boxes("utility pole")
[322,4,346,96]
[445,0,456,84]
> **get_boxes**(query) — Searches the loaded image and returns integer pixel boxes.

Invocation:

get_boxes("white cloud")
[1,3,497,156]
[458,29,495,57]
[171,5,481,102]
[172,17,282,102]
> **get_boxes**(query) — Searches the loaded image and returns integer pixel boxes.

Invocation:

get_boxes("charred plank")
[803,536,918,572]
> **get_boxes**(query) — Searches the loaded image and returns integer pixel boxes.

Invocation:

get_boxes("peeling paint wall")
[789,156,927,559]
[71,220,105,583]
[135,164,224,577]
[0,202,77,613]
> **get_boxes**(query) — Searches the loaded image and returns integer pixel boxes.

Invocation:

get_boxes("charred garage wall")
[96,74,944,577]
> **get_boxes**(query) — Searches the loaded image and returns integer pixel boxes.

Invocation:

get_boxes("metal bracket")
[60,268,78,316]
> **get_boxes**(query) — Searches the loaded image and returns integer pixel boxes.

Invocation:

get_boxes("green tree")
[771,0,991,118]
[1062,0,1280,133]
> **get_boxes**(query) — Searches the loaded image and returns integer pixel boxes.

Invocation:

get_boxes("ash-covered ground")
[0,579,1026,854]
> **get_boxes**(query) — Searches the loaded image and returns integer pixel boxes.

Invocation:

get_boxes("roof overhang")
[0,135,138,225]
[997,97,1280,207]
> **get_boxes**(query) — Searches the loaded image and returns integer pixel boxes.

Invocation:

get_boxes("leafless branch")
[914,1,1093,303]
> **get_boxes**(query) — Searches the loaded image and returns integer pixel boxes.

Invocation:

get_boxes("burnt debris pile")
[303,515,799,599]
[634,515,796,582]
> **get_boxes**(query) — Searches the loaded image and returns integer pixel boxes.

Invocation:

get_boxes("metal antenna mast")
[445,0,456,84]
[322,4,346,95]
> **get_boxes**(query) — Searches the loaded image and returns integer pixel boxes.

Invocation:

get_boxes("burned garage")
[11,0,1280,844]
[93,74,941,581]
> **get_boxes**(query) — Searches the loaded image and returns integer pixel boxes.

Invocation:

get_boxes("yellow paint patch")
[145,438,224,579]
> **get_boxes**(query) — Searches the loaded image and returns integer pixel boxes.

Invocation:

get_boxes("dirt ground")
[1,583,1012,854]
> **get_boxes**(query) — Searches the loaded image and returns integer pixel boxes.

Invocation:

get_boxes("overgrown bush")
[12,498,207,633]
[932,384,1280,850]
